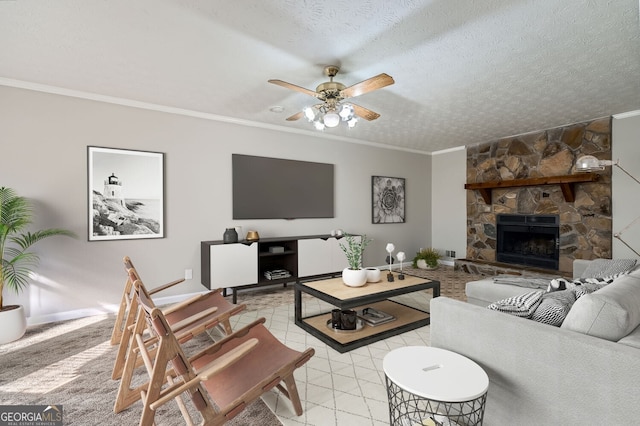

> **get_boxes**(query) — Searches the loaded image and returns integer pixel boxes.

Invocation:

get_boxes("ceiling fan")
[268,65,394,130]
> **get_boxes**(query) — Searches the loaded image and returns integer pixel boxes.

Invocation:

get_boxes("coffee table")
[294,272,440,353]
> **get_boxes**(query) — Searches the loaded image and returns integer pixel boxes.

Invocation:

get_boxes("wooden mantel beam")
[464,173,600,204]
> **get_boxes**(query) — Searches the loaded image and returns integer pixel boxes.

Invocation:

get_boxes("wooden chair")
[115,278,315,425]
[111,256,246,380]
[111,256,185,346]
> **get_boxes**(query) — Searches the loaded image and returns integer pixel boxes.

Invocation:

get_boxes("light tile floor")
[226,292,432,426]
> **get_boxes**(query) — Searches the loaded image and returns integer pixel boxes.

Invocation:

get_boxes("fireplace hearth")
[496,214,559,270]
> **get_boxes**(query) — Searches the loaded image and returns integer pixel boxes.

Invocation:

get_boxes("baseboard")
[375,259,455,269]
[26,291,209,326]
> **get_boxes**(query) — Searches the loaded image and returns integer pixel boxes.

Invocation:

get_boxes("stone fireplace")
[463,117,612,274]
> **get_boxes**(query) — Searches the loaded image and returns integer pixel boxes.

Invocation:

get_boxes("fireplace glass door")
[496,214,559,270]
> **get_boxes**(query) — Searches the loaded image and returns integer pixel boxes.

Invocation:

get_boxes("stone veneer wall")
[465,117,612,273]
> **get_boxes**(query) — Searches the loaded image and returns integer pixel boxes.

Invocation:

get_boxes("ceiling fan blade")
[286,111,305,121]
[268,79,318,97]
[351,103,381,121]
[340,73,394,98]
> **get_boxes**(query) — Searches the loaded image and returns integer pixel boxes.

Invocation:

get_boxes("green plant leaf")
[339,233,372,270]
[0,186,76,309]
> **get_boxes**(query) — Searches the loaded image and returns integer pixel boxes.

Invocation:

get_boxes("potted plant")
[0,187,75,343]
[339,233,372,287]
[412,248,441,270]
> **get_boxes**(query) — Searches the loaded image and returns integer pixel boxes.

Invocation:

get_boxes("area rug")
[0,314,280,425]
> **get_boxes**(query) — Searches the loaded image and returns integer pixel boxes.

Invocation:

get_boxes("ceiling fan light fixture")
[269,65,394,131]
[339,104,354,120]
[323,111,340,128]
[303,106,316,122]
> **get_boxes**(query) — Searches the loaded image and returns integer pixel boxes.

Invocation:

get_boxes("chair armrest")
[148,278,186,295]
[169,306,218,333]
[161,293,208,315]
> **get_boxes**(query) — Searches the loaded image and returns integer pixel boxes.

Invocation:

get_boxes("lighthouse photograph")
[88,146,164,241]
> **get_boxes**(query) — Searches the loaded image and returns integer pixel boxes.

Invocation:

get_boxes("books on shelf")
[264,269,292,280]
[357,307,396,326]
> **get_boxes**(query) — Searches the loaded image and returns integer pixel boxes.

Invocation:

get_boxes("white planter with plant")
[413,248,441,270]
[339,233,372,287]
[0,187,75,343]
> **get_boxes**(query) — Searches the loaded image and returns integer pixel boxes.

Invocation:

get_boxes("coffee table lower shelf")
[296,299,430,353]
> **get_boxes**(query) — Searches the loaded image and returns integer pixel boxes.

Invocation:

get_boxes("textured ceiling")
[1,0,639,153]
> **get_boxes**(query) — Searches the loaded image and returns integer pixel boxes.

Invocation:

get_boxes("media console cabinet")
[201,234,355,303]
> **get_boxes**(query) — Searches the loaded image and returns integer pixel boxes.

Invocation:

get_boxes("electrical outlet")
[185,269,193,280]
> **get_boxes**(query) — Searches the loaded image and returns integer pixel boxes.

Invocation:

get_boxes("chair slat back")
[111,263,157,381]
[110,256,136,345]
[131,279,214,424]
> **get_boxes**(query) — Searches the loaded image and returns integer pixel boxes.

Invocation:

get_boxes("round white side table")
[383,346,489,425]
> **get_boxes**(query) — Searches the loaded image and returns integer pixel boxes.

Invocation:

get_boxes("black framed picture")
[372,176,405,224]
[88,146,165,241]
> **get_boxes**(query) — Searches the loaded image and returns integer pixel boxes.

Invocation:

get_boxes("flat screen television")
[232,154,335,220]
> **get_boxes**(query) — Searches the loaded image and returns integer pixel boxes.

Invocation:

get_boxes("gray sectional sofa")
[430,259,640,425]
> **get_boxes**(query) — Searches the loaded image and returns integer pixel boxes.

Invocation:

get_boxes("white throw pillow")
[561,273,640,341]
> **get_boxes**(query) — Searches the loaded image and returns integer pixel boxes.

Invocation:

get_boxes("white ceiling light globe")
[323,112,340,128]
[303,106,316,122]
[339,104,354,119]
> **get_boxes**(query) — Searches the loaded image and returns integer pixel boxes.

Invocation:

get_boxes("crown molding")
[0,77,430,156]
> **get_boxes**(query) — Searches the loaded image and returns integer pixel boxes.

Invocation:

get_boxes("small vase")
[223,228,238,244]
[365,267,381,283]
[342,268,368,287]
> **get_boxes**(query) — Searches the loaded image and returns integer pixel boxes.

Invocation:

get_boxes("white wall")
[612,111,640,259]
[0,85,431,324]
[430,147,467,261]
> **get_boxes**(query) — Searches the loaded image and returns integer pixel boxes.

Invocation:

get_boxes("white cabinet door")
[298,238,334,277]
[210,243,257,288]
[298,236,357,277]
